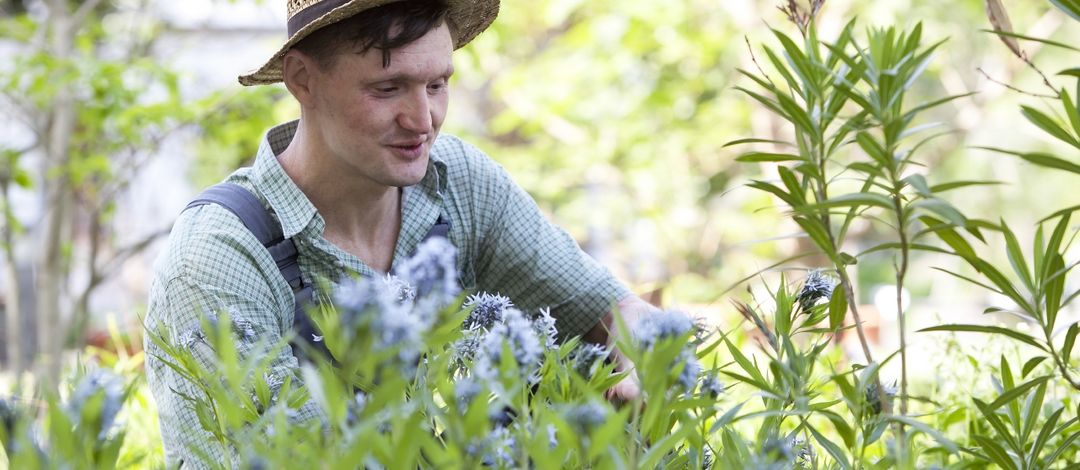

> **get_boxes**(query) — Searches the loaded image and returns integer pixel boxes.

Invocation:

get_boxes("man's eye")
[376,86,398,94]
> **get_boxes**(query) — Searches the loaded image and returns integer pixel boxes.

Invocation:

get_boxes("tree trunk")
[2,181,23,372]
[35,5,76,386]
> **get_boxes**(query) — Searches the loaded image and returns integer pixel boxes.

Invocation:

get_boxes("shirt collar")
[251,120,320,239]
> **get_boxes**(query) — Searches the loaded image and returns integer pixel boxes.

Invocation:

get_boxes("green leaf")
[723,138,792,148]
[749,180,801,208]
[1063,323,1079,361]
[1000,219,1035,294]
[806,423,851,469]
[929,180,1003,193]
[1043,427,1080,467]
[978,146,1080,174]
[1021,356,1047,378]
[885,414,959,453]
[1020,105,1080,148]
[919,216,978,260]
[974,398,1023,455]
[986,375,1052,410]
[856,132,891,166]
[1062,89,1080,138]
[1045,254,1066,329]
[973,434,1019,470]
[804,192,894,210]
[736,152,804,163]
[903,92,977,120]
[980,28,1080,52]
[828,286,848,330]
[912,199,968,227]
[1049,0,1080,22]
[902,173,931,196]
[918,324,1047,351]
[1029,406,1064,468]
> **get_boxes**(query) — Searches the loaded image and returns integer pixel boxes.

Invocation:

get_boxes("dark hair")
[293,0,451,70]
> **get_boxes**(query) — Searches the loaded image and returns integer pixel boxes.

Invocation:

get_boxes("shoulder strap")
[186,183,304,290]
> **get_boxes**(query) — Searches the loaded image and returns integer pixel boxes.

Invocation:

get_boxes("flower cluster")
[475,308,544,383]
[700,371,726,398]
[394,236,460,310]
[456,293,556,386]
[566,400,608,433]
[864,379,899,416]
[798,270,837,308]
[462,292,513,331]
[1,395,17,442]
[570,343,610,378]
[66,369,126,440]
[633,310,702,390]
[332,273,437,367]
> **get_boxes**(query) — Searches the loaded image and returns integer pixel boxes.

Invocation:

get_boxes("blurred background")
[0,0,1077,416]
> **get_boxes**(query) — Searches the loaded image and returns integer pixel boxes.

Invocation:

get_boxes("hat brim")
[238,0,499,86]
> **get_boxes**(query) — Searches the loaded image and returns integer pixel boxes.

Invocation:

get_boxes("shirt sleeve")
[471,157,631,340]
[143,205,323,469]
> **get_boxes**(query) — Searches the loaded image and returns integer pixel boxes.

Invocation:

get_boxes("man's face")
[304,23,453,188]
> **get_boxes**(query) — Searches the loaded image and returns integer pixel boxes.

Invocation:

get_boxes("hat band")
[288,0,350,37]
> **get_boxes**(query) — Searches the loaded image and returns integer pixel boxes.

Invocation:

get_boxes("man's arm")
[584,295,660,403]
[144,205,322,469]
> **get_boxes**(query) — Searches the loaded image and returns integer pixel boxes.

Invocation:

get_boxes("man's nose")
[397,90,432,134]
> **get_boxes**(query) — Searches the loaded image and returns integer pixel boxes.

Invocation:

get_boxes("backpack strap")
[186,183,304,290]
[185,183,328,362]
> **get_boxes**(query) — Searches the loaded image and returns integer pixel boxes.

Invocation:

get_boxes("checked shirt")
[143,120,630,468]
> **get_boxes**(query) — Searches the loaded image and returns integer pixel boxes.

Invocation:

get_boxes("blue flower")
[332,275,430,370]
[700,371,726,398]
[570,343,610,378]
[67,369,125,441]
[395,236,459,306]
[346,392,367,425]
[479,308,543,371]
[677,352,703,390]
[531,308,558,349]
[1,395,18,438]
[633,311,702,390]
[454,378,483,411]
[633,310,697,349]
[462,292,513,331]
[566,400,609,433]
[798,270,837,307]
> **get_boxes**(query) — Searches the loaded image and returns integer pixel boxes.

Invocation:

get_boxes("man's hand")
[585,295,660,406]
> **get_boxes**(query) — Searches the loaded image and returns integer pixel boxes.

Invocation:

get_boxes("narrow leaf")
[1020,105,1080,148]
[980,29,1080,52]
[918,324,1047,351]
[736,152,805,163]
[723,138,792,147]
[828,285,848,330]
[1021,356,1047,378]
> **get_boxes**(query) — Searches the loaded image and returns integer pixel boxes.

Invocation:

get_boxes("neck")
[278,119,402,269]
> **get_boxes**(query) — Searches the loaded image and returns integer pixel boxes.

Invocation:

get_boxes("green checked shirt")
[144,120,630,468]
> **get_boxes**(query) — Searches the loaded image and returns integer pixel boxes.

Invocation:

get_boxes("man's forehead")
[350,23,454,73]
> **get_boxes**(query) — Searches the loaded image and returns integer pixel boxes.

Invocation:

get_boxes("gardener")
[144,0,656,467]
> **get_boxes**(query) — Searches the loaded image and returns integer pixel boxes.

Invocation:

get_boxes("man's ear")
[282,50,317,108]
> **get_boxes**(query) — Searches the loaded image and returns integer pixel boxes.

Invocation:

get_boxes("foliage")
[3,0,1080,469]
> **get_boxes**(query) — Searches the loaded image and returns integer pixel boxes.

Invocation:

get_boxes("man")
[145,0,655,466]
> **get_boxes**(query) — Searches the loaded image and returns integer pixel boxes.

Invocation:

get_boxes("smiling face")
[297,22,454,190]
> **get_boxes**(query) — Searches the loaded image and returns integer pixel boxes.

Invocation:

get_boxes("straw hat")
[239,0,500,86]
